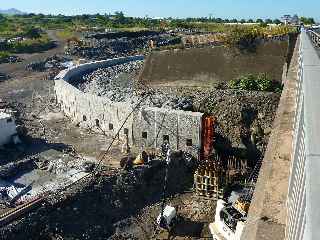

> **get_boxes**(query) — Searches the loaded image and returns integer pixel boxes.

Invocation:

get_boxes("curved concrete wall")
[54,56,203,156]
[56,55,144,82]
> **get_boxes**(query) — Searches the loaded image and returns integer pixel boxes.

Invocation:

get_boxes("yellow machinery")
[234,196,250,215]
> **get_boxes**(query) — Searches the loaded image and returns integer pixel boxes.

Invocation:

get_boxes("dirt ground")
[0,61,123,163]
[0,32,218,240]
[140,42,288,88]
[0,33,288,239]
[0,30,66,78]
[110,193,216,240]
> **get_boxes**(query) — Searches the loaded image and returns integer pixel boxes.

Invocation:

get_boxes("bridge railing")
[286,29,320,240]
[309,30,320,47]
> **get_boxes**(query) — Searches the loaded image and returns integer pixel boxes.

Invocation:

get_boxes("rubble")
[25,55,72,72]
[0,179,26,207]
[73,62,196,111]
[0,73,10,82]
[0,55,22,65]
[66,31,181,60]
[0,152,195,240]
[74,61,144,102]
[0,25,289,240]
[0,156,36,179]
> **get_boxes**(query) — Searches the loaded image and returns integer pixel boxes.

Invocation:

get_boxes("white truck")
[209,199,246,240]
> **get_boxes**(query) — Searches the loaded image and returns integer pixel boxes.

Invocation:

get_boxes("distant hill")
[0,8,26,15]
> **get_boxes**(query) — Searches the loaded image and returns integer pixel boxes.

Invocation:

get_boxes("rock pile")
[75,61,144,102]
[141,90,194,111]
[73,61,195,111]
[66,32,181,60]
[26,55,72,72]
[0,55,22,64]
[0,73,9,82]
[0,152,194,240]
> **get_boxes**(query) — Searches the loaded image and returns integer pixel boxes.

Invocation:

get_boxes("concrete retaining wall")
[240,34,300,240]
[55,55,144,81]
[0,113,17,146]
[54,56,203,156]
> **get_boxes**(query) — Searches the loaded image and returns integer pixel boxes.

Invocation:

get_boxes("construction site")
[0,28,297,240]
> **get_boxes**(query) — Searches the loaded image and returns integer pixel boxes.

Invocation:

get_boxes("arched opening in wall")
[109,123,114,130]
[83,115,87,121]
[163,135,170,143]
[124,128,129,135]
[95,119,100,127]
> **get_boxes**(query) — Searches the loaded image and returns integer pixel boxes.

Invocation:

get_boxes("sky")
[1,0,319,20]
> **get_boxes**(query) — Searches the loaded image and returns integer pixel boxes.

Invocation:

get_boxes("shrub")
[223,25,297,50]
[0,51,9,59]
[256,73,273,91]
[238,74,258,90]
[228,73,282,93]
[24,27,42,39]
[227,78,240,89]
[9,35,55,53]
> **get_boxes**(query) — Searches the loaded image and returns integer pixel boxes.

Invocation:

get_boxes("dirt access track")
[0,30,65,78]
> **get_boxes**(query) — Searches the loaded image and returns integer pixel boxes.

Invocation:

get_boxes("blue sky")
[1,0,319,20]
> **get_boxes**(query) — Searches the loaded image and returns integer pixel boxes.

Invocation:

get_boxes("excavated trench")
[0,35,298,240]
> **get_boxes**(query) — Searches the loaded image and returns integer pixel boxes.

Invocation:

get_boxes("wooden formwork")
[194,168,224,199]
[194,155,249,199]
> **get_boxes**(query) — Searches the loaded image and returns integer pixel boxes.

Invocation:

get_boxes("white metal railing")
[309,30,320,47]
[286,29,320,240]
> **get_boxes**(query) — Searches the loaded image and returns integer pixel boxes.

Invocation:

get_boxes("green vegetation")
[8,35,54,53]
[0,14,55,54]
[0,12,297,36]
[56,30,77,40]
[0,12,299,54]
[300,17,315,25]
[0,51,10,59]
[223,24,297,50]
[228,73,283,92]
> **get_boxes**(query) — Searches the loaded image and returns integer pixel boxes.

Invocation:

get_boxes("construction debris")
[0,73,10,82]
[0,24,288,240]
[0,55,22,65]
[26,55,72,72]
[74,60,144,101]
[66,31,181,60]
